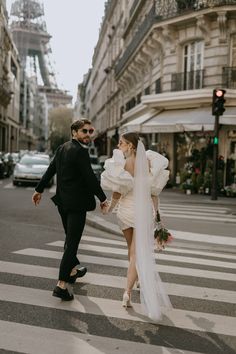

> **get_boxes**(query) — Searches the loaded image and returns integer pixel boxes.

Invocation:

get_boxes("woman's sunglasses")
[80,128,95,135]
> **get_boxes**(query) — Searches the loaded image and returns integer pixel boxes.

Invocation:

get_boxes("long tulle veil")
[134,140,172,321]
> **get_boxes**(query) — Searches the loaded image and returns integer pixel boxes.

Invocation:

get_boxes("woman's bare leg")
[122,228,137,295]
[123,227,133,261]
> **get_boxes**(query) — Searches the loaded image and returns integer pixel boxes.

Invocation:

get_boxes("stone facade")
[0,1,20,152]
[81,0,236,187]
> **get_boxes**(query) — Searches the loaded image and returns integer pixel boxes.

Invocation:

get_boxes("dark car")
[90,154,102,181]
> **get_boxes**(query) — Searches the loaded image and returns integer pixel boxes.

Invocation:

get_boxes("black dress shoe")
[68,267,87,284]
[52,286,74,301]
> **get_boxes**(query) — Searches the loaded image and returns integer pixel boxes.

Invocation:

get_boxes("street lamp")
[211,89,226,200]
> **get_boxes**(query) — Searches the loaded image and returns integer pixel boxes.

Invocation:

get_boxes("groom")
[32,119,108,300]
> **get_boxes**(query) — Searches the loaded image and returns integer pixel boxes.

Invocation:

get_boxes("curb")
[86,214,122,236]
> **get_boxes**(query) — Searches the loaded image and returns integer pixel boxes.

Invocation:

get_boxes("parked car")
[0,152,6,179]
[90,154,102,181]
[13,153,53,186]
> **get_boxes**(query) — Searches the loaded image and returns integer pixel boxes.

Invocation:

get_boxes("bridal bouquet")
[154,211,173,251]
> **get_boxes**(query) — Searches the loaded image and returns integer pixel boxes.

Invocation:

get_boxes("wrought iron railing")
[171,70,204,91]
[0,78,12,108]
[115,1,236,76]
[154,0,236,19]
[115,5,157,76]
[222,67,236,88]
[129,0,140,17]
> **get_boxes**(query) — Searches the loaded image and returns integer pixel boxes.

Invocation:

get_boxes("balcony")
[222,67,236,89]
[155,0,236,19]
[115,5,157,76]
[115,1,236,77]
[171,70,205,91]
[0,78,12,108]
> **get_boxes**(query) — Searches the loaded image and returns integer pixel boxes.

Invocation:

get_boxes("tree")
[49,107,73,153]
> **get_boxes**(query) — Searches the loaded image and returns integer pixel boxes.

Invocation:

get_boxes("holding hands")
[100,194,120,215]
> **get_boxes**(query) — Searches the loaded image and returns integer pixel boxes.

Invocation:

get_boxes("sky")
[7,0,106,101]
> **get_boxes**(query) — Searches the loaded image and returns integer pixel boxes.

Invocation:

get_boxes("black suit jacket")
[35,139,106,212]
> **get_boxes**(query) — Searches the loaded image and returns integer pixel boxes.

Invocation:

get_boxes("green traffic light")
[213,137,218,145]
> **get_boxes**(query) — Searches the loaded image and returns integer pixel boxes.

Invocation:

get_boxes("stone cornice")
[142,89,236,109]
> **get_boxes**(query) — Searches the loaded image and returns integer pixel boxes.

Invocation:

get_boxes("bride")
[101,132,172,321]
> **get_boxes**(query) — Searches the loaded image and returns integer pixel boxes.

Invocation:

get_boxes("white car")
[13,153,53,186]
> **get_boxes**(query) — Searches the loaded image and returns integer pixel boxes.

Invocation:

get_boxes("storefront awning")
[141,108,215,133]
[219,107,236,125]
[119,107,236,135]
[119,111,157,134]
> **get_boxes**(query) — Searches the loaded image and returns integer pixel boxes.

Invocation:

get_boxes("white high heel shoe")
[122,291,132,308]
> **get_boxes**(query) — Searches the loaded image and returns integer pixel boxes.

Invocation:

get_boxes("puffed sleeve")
[146,150,170,196]
[101,149,133,195]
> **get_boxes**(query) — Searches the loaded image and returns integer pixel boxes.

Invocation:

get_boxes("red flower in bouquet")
[154,211,173,251]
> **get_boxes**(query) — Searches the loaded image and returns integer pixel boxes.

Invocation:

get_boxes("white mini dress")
[101,149,169,230]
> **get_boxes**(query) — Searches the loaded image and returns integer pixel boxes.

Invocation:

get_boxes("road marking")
[49,185,56,193]
[86,214,236,243]
[0,260,235,304]
[171,229,236,246]
[0,283,235,336]
[13,248,236,282]
[161,209,235,218]
[0,320,201,354]
[46,241,236,270]
[49,238,236,260]
[164,212,236,223]
[160,203,230,212]
[3,182,15,189]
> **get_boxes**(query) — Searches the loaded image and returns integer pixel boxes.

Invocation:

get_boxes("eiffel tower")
[10,0,72,107]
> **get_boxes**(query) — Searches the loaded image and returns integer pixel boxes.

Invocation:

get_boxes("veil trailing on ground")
[134,140,172,321]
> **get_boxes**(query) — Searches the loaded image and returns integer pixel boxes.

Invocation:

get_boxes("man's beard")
[78,138,90,145]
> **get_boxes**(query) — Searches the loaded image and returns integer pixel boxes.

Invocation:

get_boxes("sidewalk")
[86,189,236,236]
[159,188,236,208]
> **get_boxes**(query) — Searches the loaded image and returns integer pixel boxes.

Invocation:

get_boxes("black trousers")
[58,206,86,282]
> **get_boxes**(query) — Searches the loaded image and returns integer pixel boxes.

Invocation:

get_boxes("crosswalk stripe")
[161,209,235,218]
[170,229,236,246]
[164,212,236,223]
[160,203,230,212]
[86,214,236,245]
[13,248,236,282]
[49,237,126,247]
[0,320,201,354]
[80,237,236,261]
[46,241,236,270]
[49,238,236,261]
[3,182,15,189]
[0,260,235,304]
[0,283,235,336]
[49,185,56,193]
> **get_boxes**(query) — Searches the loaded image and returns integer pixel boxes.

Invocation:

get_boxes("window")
[155,78,162,94]
[136,92,141,104]
[183,41,204,89]
[144,86,150,95]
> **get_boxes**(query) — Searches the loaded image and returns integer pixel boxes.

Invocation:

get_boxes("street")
[0,178,236,354]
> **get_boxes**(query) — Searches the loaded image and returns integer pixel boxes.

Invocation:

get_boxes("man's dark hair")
[71,119,92,135]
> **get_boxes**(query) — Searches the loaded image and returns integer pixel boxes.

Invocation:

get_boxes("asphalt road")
[0,178,236,354]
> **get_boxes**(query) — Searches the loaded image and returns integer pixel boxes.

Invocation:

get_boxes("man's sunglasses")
[80,128,95,135]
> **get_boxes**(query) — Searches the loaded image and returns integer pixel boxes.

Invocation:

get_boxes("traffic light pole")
[211,114,219,200]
